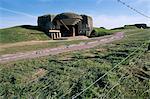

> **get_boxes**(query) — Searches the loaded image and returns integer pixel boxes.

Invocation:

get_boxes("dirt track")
[0,32,124,63]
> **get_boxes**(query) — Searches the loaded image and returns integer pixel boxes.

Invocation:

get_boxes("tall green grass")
[0,26,49,44]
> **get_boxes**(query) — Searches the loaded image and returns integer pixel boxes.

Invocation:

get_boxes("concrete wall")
[37,13,93,37]
[38,15,56,32]
[79,15,93,36]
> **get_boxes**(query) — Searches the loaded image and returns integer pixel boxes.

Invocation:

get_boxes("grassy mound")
[90,28,116,37]
[0,25,50,44]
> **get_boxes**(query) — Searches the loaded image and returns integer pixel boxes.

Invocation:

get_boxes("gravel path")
[0,32,124,63]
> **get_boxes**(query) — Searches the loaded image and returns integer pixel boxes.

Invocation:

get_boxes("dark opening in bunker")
[60,25,79,37]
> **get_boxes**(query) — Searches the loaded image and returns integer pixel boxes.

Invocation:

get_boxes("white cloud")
[92,14,150,29]
[0,7,37,28]
[0,7,37,18]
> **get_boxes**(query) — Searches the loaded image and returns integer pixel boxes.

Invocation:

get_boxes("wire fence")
[117,0,150,19]
[98,44,148,99]
[71,41,148,99]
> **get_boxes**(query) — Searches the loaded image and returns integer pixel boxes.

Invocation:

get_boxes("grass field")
[0,29,150,98]
[0,25,50,44]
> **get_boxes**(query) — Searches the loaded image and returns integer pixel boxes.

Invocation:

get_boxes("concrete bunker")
[38,12,93,39]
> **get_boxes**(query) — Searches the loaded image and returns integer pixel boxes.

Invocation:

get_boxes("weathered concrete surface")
[0,32,124,63]
[38,12,93,38]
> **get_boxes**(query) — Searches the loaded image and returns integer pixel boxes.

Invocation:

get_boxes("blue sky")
[0,0,150,29]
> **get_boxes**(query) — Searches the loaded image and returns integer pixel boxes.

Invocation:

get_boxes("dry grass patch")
[23,68,47,83]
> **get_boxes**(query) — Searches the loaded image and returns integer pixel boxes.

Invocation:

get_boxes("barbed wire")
[58,62,107,99]
[102,75,125,99]
[117,0,150,19]
[100,44,148,99]
[97,43,147,99]
[71,41,148,99]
